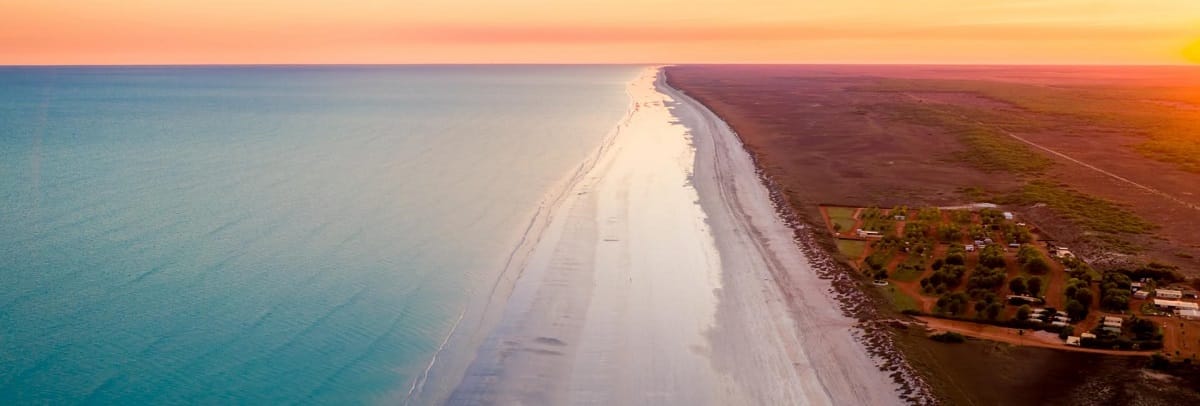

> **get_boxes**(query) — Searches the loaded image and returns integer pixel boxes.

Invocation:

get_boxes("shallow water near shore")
[0,65,639,404]
[419,68,902,405]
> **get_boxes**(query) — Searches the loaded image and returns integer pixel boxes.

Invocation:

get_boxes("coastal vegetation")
[821,203,1199,361]
[878,98,1159,254]
[835,238,866,259]
[1002,181,1155,235]
[877,102,1052,174]
[863,77,1200,173]
[929,331,966,343]
[826,206,858,233]
[668,65,1200,406]
[853,77,1185,259]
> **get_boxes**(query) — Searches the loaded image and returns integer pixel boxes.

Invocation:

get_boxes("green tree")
[1066,299,1088,321]
[1016,245,1041,264]
[984,303,1003,320]
[979,245,1006,269]
[1064,278,1083,298]
[938,224,962,242]
[1074,288,1095,307]
[1059,325,1075,340]
[945,253,966,266]
[1130,317,1158,340]
[967,267,1007,291]
[1009,276,1027,295]
[1024,257,1051,275]
[936,292,971,316]
[1016,304,1032,321]
[1027,277,1044,297]
[1102,292,1130,312]
[1103,272,1133,289]
[1101,277,1132,312]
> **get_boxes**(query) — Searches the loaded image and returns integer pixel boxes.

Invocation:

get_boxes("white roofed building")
[1153,299,1199,311]
[1156,289,1183,299]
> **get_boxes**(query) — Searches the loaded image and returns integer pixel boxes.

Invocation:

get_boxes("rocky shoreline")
[756,165,939,405]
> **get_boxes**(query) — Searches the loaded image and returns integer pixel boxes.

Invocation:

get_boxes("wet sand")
[437,67,901,405]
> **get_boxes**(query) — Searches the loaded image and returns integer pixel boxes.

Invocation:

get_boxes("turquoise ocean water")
[0,65,638,404]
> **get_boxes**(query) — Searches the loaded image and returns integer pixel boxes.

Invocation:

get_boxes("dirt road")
[917,317,1154,356]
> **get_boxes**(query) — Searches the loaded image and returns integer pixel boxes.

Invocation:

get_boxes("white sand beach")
[435,67,902,405]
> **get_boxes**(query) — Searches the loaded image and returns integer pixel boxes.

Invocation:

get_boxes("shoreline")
[663,69,936,404]
[402,69,642,406]
[440,66,731,404]
[663,71,914,404]
[415,66,911,405]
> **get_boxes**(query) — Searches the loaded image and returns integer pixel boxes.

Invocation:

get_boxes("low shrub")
[930,332,966,343]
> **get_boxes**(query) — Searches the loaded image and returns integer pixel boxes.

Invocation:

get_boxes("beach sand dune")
[440,67,900,405]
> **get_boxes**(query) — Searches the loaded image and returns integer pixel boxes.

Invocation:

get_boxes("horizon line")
[1,62,1196,68]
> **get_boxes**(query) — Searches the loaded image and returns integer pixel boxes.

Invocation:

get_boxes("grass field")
[826,206,858,233]
[865,77,1200,173]
[874,102,1053,174]
[891,264,926,282]
[883,286,920,312]
[1003,181,1155,235]
[836,238,867,259]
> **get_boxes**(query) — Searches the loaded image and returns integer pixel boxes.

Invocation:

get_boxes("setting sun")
[1186,39,1200,63]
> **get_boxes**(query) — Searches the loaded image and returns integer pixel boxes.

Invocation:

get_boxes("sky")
[2,0,1199,65]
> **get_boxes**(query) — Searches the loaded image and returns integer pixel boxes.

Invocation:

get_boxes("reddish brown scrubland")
[667,65,1200,406]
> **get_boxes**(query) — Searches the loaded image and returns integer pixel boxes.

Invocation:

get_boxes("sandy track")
[439,67,901,405]
[917,317,1154,356]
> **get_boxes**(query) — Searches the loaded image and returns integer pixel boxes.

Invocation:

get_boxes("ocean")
[0,65,639,404]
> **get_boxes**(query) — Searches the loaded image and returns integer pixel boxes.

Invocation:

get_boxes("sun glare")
[1185,39,1200,64]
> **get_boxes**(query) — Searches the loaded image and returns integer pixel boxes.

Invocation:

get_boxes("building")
[1157,289,1183,299]
[1054,247,1074,258]
[1065,336,1081,346]
[1180,309,1200,321]
[856,229,883,239]
[1133,290,1150,300]
[1153,299,1200,311]
[1007,295,1044,305]
[1080,332,1097,340]
[1003,212,1014,220]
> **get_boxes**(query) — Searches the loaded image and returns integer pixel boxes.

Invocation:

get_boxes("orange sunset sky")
[3,0,1199,65]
